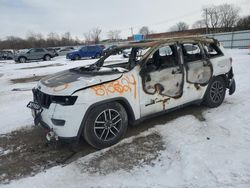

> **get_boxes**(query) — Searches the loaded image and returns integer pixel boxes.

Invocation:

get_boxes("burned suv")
[27,37,236,149]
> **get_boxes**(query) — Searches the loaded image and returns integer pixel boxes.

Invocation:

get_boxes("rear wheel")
[19,57,27,63]
[95,53,101,59]
[44,55,51,61]
[74,55,80,60]
[83,102,128,149]
[204,76,226,108]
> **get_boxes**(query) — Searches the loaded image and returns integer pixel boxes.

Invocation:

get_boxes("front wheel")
[83,102,128,149]
[74,55,80,61]
[44,55,51,61]
[203,76,226,108]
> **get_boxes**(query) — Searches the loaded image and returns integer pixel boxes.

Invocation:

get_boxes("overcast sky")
[0,0,249,40]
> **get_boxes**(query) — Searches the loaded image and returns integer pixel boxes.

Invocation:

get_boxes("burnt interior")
[140,44,184,98]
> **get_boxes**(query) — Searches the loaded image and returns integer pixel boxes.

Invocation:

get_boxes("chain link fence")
[205,30,250,49]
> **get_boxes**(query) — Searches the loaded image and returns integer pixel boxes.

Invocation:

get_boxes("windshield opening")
[96,47,151,71]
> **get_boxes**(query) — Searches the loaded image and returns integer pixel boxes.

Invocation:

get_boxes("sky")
[0,0,249,40]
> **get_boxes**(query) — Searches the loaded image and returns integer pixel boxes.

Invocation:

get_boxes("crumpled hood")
[38,68,123,96]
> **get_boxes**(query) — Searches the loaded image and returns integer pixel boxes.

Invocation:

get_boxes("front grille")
[33,89,52,109]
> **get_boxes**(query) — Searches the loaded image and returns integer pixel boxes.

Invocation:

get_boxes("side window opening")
[203,43,223,58]
[182,43,203,63]
[141,44,184,98]
[35,49,44,53]
[147,44,179,70]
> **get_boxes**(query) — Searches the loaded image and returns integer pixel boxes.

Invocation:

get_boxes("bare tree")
[61,32,72,45]
[107,30,121,41]
[192,19,206,29]
[236,15,250,30]
[202,4,240,32]
[139,26,150,36]
[47,32,60,47]
[218,4,240,31]
[202,5,220,32]
[91,27,102,44]
[83,32,92,44]
[169,22,189,32]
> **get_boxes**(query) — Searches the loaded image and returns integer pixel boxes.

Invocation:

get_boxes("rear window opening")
[203,43,223,58]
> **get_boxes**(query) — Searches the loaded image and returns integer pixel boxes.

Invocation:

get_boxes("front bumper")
[29,89,89,141]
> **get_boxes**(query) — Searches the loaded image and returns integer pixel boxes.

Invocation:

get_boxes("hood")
[38,67,124,96]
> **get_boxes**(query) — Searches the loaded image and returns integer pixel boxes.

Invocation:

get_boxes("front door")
[139,43,184,116]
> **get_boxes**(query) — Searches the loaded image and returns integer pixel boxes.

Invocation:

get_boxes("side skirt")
[131,99,203,126]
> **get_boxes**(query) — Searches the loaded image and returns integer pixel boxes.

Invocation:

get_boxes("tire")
[73,55,80,61]
[203,76,226,108]
[95,53,101,59]
[44,55,51,61]
[83,102,128,149]
[19,57,27,63]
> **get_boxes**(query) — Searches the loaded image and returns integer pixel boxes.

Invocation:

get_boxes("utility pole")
[130,27,134,36]
[205,8,208,34]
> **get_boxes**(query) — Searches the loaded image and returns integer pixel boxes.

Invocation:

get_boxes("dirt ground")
[0,105,206,184]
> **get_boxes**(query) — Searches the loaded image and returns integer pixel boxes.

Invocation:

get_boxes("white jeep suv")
[27,37,236,149]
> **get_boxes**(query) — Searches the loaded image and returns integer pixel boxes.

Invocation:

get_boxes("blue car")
[66,45,103,60]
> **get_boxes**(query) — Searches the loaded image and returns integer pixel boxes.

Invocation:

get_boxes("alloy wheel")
[209,81,224,103]
[94,109,122,141]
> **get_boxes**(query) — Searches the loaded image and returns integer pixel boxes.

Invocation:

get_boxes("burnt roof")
[119,36,216,48]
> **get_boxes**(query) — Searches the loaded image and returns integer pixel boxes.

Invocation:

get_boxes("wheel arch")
[44,54,52,59]
[76,97,135,140]
[18,56,27,61]
[44,54,52,57]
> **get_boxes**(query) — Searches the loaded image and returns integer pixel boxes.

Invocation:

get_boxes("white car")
[27,37,236,149]
[56,47,75,56]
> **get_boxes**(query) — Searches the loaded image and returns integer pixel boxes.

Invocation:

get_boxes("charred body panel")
[140,43,184,98]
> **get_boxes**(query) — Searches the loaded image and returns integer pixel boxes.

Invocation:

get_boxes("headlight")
[51,96,78,106]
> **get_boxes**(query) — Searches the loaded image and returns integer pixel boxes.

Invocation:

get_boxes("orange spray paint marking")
[91,75,137,98]
[53,83,69,92]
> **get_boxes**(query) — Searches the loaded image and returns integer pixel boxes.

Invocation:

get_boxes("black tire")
[83,102,128,149]
[74,55,80,61]
[95,53,101,59]
[18,56,27,63]
[203,76,226,108]
[44,55,51,61]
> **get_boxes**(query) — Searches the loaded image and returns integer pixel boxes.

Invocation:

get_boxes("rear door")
[80,47,87,57]
[29,48,45,60]
[181,43,213,84]
[87,46,97,57]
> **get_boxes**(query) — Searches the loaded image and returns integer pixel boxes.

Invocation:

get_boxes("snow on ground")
[0,57,96,134]
[1,50,250,187]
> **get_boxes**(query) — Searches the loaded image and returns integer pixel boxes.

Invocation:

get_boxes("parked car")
[0,50,14,60]
[103,45,118,55]
[15,48,55,63]
[27,37,236,149]
[46,48,57,57]
[66,45,103,60]
[56,47,75,56]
